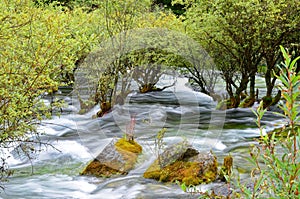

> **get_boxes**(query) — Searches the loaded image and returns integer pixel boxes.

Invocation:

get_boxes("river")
[0,77,284,199]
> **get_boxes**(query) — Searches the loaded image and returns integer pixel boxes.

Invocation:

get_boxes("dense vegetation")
[0,0,102,185]
[175,0,300,108]
[0,0,183,185]
[0,0,299,197]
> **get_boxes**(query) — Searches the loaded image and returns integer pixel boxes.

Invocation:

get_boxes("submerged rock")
[143,141,218,186]
[81,138,142,177]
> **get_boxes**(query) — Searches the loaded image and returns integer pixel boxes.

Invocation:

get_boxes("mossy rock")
[81,138,142,177]
[80,159,124,177]
[115,138,142,154]
[143,141,218,186]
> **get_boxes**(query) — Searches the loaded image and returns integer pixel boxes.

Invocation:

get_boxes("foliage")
[76,2,188,114]
[76,0,159,113]
[238,46,300,198]
[179,50,219,97]
[0,0,104,185]
[120,48,185,93]
[176,48,299,198]
[175,0,300,108]
[74,0,219,116]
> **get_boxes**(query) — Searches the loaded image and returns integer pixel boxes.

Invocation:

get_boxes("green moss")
[144,170,161,180]
[114,138,143,172]
[182,176,201,186]
[144,160,218,186]
[114,138,142,154]
[80,159,124,177]
[202,170,217,183]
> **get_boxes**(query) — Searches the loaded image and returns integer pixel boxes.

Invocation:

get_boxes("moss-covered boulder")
[81,138,142,177]
[143,141,218,186]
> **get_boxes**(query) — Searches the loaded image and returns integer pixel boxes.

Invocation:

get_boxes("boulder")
[81,138,142,177]
[143,140,218,186]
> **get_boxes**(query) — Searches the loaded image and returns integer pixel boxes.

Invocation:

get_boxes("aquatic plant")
[125,115,136,141]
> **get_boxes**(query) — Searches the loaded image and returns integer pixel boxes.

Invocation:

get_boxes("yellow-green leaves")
[0,0,104,146]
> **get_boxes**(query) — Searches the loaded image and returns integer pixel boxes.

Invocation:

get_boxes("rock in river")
[81,138,142,177]
[143,140,218,186]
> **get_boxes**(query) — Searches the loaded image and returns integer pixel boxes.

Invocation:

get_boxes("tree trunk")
[265,67,273,97]
[249,74,255,98]
[233,74,249,108]
[264,52,278,98]
[230,95,240,108]
[262,53,280,108]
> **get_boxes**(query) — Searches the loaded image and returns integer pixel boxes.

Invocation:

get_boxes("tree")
[0,0,103,184]
[256,1,300,107]
[78,0,153,115]
[75,0,187,116]
[175,0,300,108]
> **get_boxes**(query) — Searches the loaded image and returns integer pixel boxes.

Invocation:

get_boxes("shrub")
[0,0,103,186]
[239,46,300,198]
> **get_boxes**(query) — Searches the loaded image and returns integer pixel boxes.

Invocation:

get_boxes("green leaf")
[280,45,291,66]
[290,56,300,68]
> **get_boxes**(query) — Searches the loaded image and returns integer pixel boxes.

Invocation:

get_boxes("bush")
[0,0,103,186]
[239,46,300,198]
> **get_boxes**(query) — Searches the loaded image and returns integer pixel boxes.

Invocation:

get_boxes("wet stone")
[143,141,218,186]
[81,138,142,177]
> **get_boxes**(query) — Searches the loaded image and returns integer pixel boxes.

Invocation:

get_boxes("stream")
[0,77,284,199]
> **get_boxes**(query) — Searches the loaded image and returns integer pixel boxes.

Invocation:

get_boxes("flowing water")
[0,77,284,199]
